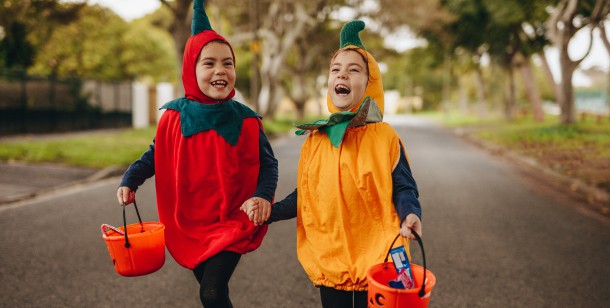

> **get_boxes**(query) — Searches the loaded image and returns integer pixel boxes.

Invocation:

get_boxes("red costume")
[153,20,267,270]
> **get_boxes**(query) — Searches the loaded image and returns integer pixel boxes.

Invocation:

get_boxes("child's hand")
[117,186,135,205]
[400,214,422,240]
[240,197,271,226]
[240,200,259,222]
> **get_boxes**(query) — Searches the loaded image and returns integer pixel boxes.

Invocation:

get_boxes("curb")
[0,166,124,206]
[453,128,610,218]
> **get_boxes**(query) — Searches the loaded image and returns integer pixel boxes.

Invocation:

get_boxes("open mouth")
[335,84,351,95]
[211,80,227,88]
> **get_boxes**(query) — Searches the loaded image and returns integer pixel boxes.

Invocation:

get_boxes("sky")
[89,0,608,86]
[86,0,161,21]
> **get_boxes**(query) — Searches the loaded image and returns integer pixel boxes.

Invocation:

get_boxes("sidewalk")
[0,162,123,205]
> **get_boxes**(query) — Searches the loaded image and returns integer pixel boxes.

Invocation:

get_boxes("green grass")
[430,111,610,191]
[2,112,608,171]
[472,117,610,156]
[0,128,157,169]
[0,116,313,169]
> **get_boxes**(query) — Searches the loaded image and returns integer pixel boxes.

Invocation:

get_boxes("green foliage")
[234,45,253,99]
[121,20,178,83]
[0,22,35,69]
[0,128,156,168]
[26,5,177,82]
[473,116,610,156]
[382,46,444,110]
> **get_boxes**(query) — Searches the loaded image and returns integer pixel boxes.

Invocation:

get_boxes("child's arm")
[243,127,277,224]
[240,189,297,224]
[116,138,156,205]
[266,189,298,224]
[252,128,278,203]
[392,145,422,239]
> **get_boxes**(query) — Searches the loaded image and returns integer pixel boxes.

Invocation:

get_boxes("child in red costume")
[116,1,278,306]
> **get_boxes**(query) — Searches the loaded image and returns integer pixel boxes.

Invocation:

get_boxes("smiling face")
[328,49,369,111]
[195,41,236,100]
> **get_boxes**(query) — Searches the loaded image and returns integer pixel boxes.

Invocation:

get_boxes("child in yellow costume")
[243,20,422,308]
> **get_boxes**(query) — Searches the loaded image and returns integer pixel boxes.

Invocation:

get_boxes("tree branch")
[599,20,610,53]
[159,0,178,16]
[573,26,595,65]
[547,0,568,46]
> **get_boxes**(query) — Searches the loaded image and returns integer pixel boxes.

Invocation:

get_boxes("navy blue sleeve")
[392,144,422,222]
[252,128,278,203]
[266,189,298,224]
[119,137,156,191]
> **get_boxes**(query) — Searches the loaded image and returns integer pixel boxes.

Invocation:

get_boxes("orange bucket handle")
[101,223,124,236]
[121,200,145,248]
[384,230,427,298]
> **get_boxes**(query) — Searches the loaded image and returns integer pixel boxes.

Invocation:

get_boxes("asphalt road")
[1,115,609,307]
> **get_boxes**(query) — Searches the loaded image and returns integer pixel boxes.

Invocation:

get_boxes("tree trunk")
[256,2,315,118]
[258,39,284,117]
[546,0,606,124]
[249,0,260,111]
[558,61,576,124]
[294,99,306,119]
[537,51,561,104]
[599,21,610,109]
[458,77,468,114]
[474,64,487,118]
[518,55,544,122]
[504,65,516,121]
[558,38,580,124]
[161,0,193,97]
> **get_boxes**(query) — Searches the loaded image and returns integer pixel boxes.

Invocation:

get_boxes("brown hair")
[197,39,235,65]
[329,47,369,75]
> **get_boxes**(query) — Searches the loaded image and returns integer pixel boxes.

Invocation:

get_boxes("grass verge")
[426,112,610,192]
[0,116,314,169]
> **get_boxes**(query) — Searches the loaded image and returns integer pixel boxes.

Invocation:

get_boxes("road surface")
[1,115,608,307]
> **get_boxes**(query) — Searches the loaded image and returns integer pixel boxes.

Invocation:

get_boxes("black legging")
[319,286,368,308]
[193,251,242,308]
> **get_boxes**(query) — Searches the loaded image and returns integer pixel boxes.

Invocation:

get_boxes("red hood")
[182,30,236,104]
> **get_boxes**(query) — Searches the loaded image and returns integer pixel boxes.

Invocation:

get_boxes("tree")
[482,0,552,121]
[28,4,175,82]
[0,0,84,70]
[281,21,338,118]
[158,0,193,82]
[547,0,610,124]
[597,20,610,107]
[209,0,351,118]
[0,22,34,69]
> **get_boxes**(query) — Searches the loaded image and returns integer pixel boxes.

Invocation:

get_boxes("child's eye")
[203,61,214,66]
[331,68,339,72]
[224,61,234,66]
[350,68,360,72]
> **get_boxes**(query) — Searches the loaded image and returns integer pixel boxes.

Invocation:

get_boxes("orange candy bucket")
[367,231,436,308]
[101,200,165,277]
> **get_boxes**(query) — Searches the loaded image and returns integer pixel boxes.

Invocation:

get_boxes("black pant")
[193,251,242,308]
[319,286,368,308]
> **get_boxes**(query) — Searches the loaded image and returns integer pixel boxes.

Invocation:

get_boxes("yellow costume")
[295,21,413,291]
